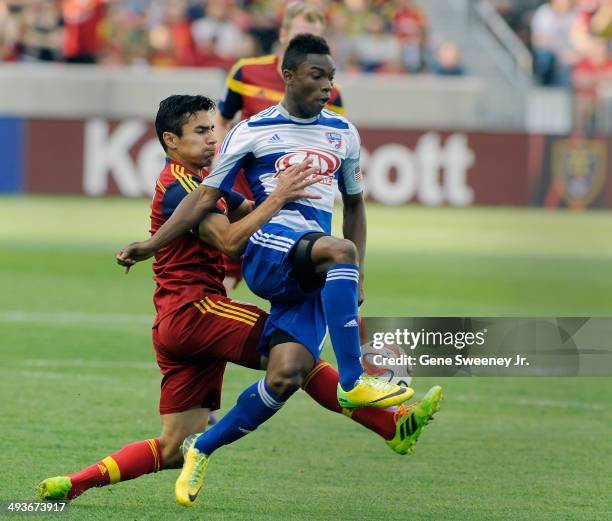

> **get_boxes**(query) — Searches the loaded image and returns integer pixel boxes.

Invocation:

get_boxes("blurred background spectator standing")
[491,0,612,135]
[61,0,105,63]
[530,0,578,86]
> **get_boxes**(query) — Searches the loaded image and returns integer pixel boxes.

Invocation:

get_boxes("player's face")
[287,53,335,118]
[174,111,217,169]
[281,15,324,46]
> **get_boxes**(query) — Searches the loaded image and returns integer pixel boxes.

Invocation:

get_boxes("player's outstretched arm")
[342,192,367,305]
[116,185,222,270]
[198,160,322,259]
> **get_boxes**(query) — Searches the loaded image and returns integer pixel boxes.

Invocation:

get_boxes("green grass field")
[0,196,611,520]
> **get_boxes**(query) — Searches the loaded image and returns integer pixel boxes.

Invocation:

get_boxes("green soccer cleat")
[386,385,443,455]
[36,476,72,501]
[175,436,210,507]
[337,374,414,409]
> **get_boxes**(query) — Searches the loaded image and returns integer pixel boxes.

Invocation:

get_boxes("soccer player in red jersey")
[37,95,435,502]
[215,3,344,290]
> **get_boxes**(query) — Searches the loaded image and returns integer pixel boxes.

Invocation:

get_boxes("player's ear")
[282,68,294,85]
[163,131,178,151]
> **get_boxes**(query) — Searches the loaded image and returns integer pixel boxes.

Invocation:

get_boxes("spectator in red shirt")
[393,0,428,72]
[572,37,612,134]
[61,0,105,63]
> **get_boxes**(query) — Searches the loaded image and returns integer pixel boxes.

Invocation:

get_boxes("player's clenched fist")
[116,242,154,273]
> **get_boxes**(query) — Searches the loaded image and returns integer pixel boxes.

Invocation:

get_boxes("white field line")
[20,358,157,370]
[0,311,153,325]
[6,360,609,412]
[452,393,608,412]
[14,370,126,383]
[12,370,160,385]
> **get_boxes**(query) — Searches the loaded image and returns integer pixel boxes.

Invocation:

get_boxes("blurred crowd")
[494,0,612,87]
[0,0,465,75]
[494,0,612,133]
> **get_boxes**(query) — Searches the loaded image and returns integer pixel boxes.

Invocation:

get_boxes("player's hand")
[116,241,155,273]
[274,159,323,203]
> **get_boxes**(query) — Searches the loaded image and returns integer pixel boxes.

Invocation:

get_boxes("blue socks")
[321,263,363,391]
[194,379,285,457]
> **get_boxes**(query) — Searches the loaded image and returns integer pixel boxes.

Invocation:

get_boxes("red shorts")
[153,294,266,414]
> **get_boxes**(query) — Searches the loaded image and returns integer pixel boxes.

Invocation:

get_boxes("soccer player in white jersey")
[117,35,440,506]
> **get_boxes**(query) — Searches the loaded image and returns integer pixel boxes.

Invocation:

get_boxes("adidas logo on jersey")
[269,133,282,143]
[343,319,359,328]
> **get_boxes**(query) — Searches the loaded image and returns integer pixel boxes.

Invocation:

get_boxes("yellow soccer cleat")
[386,385,443,455]
[337,374,414,409]
[36,476,72,501]
[175,439,210,507]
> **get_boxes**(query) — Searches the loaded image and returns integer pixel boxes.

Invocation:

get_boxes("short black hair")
[281,33,331,72]
[155,95,215,151]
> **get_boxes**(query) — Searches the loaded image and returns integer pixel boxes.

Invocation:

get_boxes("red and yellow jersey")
[218,54,345,122]
[150,158,228,325]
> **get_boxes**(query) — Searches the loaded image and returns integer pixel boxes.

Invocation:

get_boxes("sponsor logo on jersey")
[326,131,343,150]
[551,138,607,209]
[275,147,341,186]
[269,133,282,143]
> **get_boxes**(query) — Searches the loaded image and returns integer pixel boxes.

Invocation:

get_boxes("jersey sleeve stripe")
[170,164,194,193]
[174,164,199,190]
[156,179,167,193]
[226,78,284,103]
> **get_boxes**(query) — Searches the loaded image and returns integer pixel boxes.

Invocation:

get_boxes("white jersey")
[202,103,363,234]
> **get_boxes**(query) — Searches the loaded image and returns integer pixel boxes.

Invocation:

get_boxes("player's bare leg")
[265,341,314,398]
[159,408,210,468]
[37,408,210,501]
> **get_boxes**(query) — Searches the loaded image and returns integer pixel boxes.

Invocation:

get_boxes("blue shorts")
[242,223,327,360]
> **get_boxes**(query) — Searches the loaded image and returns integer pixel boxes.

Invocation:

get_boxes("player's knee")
[328,238,358,265]
[266,365,307,400]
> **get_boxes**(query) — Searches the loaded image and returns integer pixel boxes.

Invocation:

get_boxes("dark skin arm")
[342,192,367,306]
[199,167,320,259]
[227,199,255,224]
[116,160,321,270]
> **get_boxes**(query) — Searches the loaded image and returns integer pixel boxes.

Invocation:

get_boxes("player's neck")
[166,154,200,176]
[280,97,319,121]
